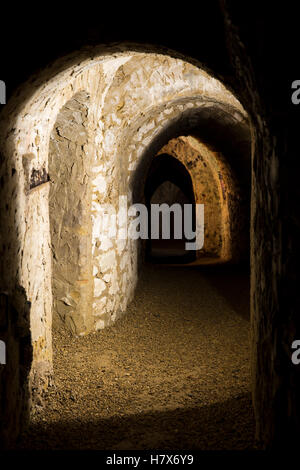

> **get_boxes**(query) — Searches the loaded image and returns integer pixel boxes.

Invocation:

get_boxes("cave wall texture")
[155,136,244,262]
[0,0,299,450]
[221,1,300,449]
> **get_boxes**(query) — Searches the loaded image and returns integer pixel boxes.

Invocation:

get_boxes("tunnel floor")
[18,264,256,450]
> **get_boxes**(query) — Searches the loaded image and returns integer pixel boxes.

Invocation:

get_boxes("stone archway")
[144,152,196,263]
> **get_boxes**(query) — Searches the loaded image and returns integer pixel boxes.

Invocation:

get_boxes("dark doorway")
[145,153,196,264]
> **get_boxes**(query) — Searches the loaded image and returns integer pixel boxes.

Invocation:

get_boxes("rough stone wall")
[157,137,222,259]
[49,92,93,335]
[186,136,248,264]
[156,136,243,262]
[221,1,300,448]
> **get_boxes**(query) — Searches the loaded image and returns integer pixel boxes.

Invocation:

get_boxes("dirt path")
[18,264,255,450]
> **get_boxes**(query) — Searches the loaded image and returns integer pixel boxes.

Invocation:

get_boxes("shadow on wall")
[17,393,255,450]
[0,141,34,448]
[0,289,33,449]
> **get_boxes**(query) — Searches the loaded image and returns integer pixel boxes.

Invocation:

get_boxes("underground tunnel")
[0,46,253,450]
[0,15,296,450]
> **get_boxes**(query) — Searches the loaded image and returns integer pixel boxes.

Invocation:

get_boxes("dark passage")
[145,154,196,264]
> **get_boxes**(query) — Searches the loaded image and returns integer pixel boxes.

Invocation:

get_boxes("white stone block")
[100,238,113,251]
[93,265,98,276]
[93,173,107,193]
[99,250,116,272]
[93,296,107,316]
[94,278,106,297]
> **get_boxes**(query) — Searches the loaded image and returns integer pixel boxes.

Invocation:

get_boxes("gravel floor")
[18,263,256,450]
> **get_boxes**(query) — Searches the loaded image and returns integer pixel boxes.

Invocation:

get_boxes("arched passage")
[0,44,253,448]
